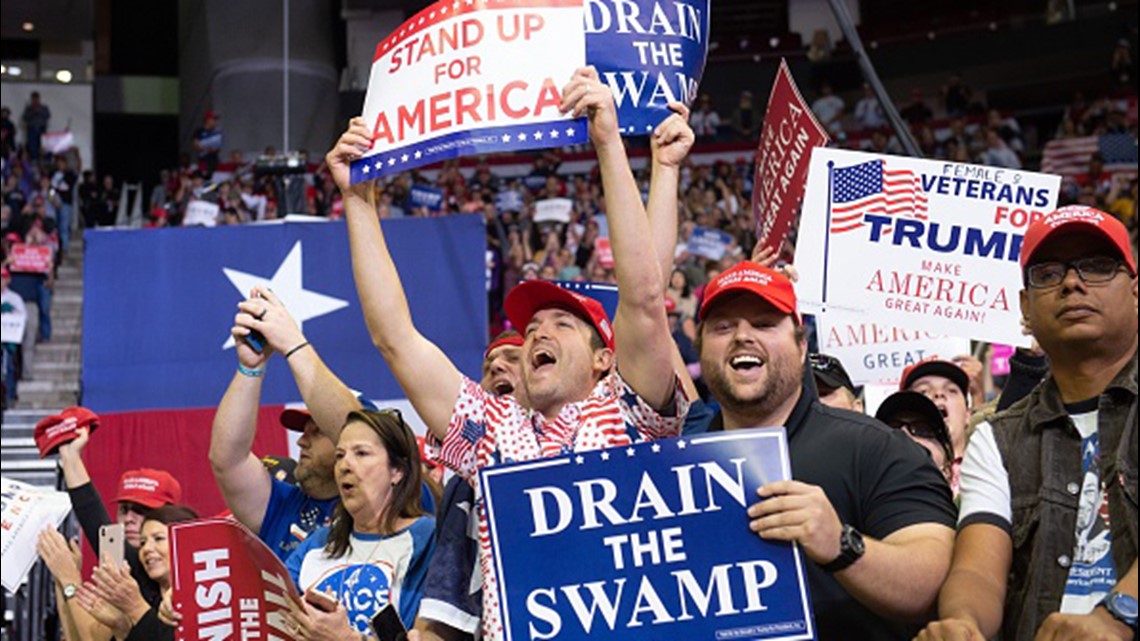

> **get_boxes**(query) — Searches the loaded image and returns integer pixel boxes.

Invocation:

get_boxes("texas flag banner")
[81,217,486,517]
[170,519,301,641]
[351,0,589,183]
[795,148,1060,346]
[752,59,829,259]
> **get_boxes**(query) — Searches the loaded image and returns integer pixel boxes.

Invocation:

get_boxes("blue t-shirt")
[259,478,338,561]
[286,516,436,631]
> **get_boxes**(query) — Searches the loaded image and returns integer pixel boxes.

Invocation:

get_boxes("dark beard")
[704,352,802,427]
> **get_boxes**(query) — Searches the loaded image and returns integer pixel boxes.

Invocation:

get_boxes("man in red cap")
[57,421,181,607]
[695,261,956,641]
[328,66,689,641]
[919,206,1137,641]
[213,286,361,560]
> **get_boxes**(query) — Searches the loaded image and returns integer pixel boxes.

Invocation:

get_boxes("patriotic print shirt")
[427,372,689,641]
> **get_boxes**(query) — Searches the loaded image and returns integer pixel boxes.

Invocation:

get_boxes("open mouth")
[531,348,557,372]
[339,481,356,494]
[729,354,764,371]
[492,380,515,396]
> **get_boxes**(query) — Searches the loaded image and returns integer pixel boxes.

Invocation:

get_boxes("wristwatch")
[62,583,78,600]
[821,524,865,573]
[1099,591,1139,632]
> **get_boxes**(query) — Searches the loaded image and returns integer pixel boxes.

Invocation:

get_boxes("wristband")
[237,363,264,378]
[284,341,311,360]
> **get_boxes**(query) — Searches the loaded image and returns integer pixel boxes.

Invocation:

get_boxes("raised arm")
[209,319,273,534]
[237,285,361,442]
[560,67,675,408]
[328,120,462,439]
[646,104,699,402]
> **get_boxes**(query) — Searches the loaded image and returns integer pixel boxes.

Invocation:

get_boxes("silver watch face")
[63,584,78,598]
[1111,592,1139,619]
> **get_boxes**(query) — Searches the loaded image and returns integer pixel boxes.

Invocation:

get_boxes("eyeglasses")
[1026,256,1129,289]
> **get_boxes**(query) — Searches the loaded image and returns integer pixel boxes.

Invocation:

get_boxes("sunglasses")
[809,353,841,373]
[890,420,942,441]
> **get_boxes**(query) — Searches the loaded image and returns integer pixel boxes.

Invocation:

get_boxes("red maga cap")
[115,468,182,509]
[484,333,525,359]
[504,280,615,350]
[33,406,100,458]
[279,408,312,432]
[1020,206,1136,273]
[698,262,798,321]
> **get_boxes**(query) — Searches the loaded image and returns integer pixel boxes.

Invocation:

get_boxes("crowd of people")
[9,60,1135,641]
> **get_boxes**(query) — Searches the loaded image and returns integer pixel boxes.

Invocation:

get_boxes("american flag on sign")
[1040,133,1139,180]
[829,159,928,233]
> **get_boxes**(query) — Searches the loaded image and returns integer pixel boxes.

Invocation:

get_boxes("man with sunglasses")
[875,391,955,484]
[918,206,1138,641]
[809,353,864,412]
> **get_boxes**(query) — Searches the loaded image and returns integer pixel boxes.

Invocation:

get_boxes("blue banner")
[82,217,487,412]
[551,280,618,321]
[586,0,711,136]
[479,429,814,641]
[687,226,734,261]
[409,184,445,212]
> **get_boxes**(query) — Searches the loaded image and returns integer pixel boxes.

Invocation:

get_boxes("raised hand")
[326,117,374,200]
[651,102,695,168]
[560,66,621,147]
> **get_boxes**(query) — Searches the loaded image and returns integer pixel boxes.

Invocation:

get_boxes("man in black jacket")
[695,261,957,641]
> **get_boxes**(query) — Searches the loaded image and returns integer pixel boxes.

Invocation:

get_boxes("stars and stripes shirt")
[426,372,689,641]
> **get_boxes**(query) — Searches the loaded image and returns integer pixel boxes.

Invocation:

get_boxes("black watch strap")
[821,524,865,573]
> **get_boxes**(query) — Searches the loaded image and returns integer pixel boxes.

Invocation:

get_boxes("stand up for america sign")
[479,429,814,641]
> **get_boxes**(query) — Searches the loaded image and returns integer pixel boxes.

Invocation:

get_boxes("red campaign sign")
[752,59,830,260]
[595,237,614,269]
[170,519,301,641]
[9,244,53,274]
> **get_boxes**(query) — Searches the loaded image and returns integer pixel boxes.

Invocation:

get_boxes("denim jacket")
[988,352,1138,641]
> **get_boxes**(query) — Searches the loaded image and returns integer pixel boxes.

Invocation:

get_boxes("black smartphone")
[369,603,407,641]
[245,293,267,353]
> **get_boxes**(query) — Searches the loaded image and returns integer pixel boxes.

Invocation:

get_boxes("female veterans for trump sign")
[351,0,589,183]
[796,148,1060,347]
[479,430,814,641]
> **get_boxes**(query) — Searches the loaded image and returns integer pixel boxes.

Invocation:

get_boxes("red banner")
[170,519,302,641]
[9,244,53,274]
[752,59,830,260]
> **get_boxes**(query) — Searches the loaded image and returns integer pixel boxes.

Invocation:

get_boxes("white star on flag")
[651,443,661,453]
[626,447,636,457]
[501,134,511,143]
[677,439,687,449]
[388,158,396,166]
[221,241,349,349]
[566,127,575,136]
[550,130,560,138]
[534,131,543,140]
[414,150,423,159]
[362,164,370,174]
[401,154,409,162]
[600,450,611,461]
[373,161,382,171]
[517,133,527,141]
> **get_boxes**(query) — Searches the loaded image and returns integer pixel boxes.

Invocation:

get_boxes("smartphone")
[244,293,267,353]
[99,524,125,568]
[303,588,339,613]
[370,603,407,641]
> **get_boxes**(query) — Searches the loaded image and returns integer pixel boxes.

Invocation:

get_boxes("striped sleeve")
[615,373,689,442]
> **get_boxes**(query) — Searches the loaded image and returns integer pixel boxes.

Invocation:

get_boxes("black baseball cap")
[809,353,860,396]
[875,391,953,459]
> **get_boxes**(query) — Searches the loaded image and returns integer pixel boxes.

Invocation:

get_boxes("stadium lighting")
[22,22,34,32]
[56,69,73,83]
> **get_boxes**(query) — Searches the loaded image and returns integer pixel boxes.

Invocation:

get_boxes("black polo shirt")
[707,370,957,641]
